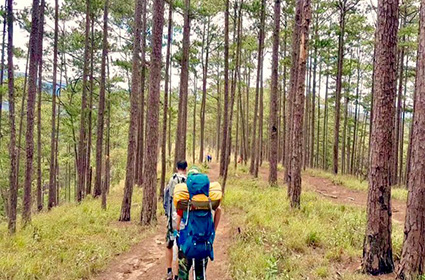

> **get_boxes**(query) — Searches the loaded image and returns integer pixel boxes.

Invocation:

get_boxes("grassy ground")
[223,175,404,279]
[0,183,152,280]
[305,169,408,202]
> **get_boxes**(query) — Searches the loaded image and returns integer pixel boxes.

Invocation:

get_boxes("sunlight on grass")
[0,183,152,280]
[305,168,408,202]
[223,177,403,279]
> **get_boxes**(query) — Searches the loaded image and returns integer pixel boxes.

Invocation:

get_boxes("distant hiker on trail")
[175,166,222,280]
[206,154,212,163]
[163,160,188,280]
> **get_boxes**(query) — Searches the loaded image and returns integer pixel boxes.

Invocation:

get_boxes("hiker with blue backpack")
[175,166,222,280]
[164,160,188,280]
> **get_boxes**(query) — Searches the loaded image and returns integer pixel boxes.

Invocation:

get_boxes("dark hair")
[177,160,188,171]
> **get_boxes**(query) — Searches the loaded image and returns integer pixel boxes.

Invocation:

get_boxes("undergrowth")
[223,177,403,279]
[306,168,408,201]
[0,183,151,280]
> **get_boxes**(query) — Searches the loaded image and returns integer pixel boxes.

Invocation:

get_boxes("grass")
[223,176,404,280]
[305,168,408,202]
[0,182,153,280]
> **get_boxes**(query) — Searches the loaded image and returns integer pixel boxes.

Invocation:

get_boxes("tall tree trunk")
[160,1,173,200]
[342,71,352,174]
[0,0,7,146]
[351,50,361,174]
[77,0,91,202]
[192,77,197,164]
[249,0,265,176]
[322,67,329,169]
[269,0,281,185]
[288,0,311,208]
[36,0,45,211]
[7,0,17,234]
[285,2,302,184]
[140,0,165,225]
[174,0,190,166]
[199,17,210,163]
[220,0,230,177]
[396,2,425,277]
[393,40,405,185]
[333,4,346,174]
[362,0,398,274]
[316,60,322,167]
[135,0,147,186]
[119,0,143,222]
[48,0,59,210]
[223,0,243,189]
[310,15,318,168]
[281,12,288,167]
[105,56,111,194]
[23,0,42,225]
[215,67,221,161]
[96,0,109,209]
[256,69,264,175]
[399,54,408,184]
[86,16,95,196]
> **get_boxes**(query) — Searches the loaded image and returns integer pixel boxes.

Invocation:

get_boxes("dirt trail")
[94,164,405,280]
[94,163,231,280]
[254,166,406,224]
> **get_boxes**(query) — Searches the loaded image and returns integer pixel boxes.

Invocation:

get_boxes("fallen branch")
[316,190,338,199]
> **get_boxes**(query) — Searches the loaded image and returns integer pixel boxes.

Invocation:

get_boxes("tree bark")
[333,3,346,175]
[140,0,165,225]
[223,0,243,189]
[77,0,91,202]
[0,0,7,146]
[396,2,425,277]
[289,0,311,208]
[160,1,173,200]
[351,50,361,174]
[36,1,45,212]
[199,17,210,164]
[135,0,147,186]
[23,0,42,225]
[119,0,143,222]
[96,0,109,209]
[174,0,190,166]
[249,0,265,177]
[48,0,59,210]
[220,0,230,177]
[269,0,281,185]
[362,0,398,274]
[285,3,302,184]
[322,66,329,169]
[86,16,95,196]
[7,0,17,234]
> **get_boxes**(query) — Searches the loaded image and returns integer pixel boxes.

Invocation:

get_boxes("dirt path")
[254,165,406,224]
[302,174,406,224]
[94,164,405,280]
[94,163,232,280]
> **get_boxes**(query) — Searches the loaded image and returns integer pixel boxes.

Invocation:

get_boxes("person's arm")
[176,209,183,231]
[213,207,222,231]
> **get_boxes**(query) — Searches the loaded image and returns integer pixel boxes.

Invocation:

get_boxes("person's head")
[176,160,188,174]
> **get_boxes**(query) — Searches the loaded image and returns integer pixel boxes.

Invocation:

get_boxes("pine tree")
[141,0,165,225]
[362,0,399,274]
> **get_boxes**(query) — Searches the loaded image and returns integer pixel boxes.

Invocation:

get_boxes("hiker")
[164,160,188,280]
[175,166,222,280]
[206,154,212,163]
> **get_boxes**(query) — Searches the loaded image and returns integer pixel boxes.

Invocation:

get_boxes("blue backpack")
[178,173,215,261]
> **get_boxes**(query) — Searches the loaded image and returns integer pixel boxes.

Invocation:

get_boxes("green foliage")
[223,176,403,279]
[0,184,148,280]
